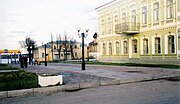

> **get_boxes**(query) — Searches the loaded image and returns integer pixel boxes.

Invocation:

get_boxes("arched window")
[143,38,148,54]
[109,43,112,55]
[132,39,137,53]
[155,37,161,54]
[123,41,128,55]
[116,42,120,55]
[168,35,175,53]
[74,45,77,49]
[103,43,106,55]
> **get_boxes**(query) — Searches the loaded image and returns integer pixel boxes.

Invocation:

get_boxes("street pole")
[82,33,85,70]
[77,29,88,70]
[45,44,47,66]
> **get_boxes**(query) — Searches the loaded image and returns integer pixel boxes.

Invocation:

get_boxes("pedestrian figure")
[19,55,24,68]
[23,55,28,68]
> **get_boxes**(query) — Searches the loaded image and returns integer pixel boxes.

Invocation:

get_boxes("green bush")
[0,70,38,91]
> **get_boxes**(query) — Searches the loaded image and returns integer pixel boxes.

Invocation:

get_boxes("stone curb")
[80,81,100,89]
[1,76,180,99]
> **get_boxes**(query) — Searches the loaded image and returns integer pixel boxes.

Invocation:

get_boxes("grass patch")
[0,65,38,91]
[59,61,180,69]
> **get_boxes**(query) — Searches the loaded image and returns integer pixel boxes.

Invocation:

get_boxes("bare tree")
[19,37,36,65]
[69,38,75,60]
[56,35,62,61]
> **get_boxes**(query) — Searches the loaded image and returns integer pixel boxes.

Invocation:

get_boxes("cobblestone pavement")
[10,63,180,84]
[10,64,114,84]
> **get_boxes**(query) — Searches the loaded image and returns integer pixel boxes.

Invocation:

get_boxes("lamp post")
[77,29,88,70]
[42,43,47,66]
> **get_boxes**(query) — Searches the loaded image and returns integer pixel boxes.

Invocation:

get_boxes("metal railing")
[115,22,140,34]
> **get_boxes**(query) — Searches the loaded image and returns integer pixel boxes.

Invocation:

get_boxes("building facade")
[96,0,180,64]
[34,41,88,62]
[88,33,100,59]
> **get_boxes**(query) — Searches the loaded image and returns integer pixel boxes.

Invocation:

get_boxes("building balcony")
[115,22,140,35]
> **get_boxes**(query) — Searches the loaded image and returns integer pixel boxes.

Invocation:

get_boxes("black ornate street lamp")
[77,29,88,70]
[42,43,47,66]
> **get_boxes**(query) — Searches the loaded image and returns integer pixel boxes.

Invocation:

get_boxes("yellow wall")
[96,0,180,64]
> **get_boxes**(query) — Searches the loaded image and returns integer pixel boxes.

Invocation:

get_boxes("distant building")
[0,49,21,64]
[88,33,100,59]
[96,0,180,64]
[34,40,88,62]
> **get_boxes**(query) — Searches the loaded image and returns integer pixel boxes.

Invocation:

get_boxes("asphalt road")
[1,80,180,104]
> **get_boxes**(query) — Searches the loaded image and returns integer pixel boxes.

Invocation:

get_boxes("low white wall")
[38,75,63,87]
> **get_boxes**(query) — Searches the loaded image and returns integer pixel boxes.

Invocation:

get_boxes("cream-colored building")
[96,0,180,64]
[34,41,88,62]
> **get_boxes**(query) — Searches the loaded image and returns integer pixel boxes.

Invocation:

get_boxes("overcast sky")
[0,0,112,50]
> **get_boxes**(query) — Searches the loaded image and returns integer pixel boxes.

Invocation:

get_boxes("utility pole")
[45,44,47,66]
[51,33,54,61]
[58,35,61,61]
[65,35,68,60]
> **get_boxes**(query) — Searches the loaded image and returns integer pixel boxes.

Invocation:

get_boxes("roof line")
[95,0,116,10]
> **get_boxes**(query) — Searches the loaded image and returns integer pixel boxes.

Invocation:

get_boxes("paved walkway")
[11,63,180,83]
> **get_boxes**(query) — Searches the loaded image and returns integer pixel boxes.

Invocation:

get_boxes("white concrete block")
[38,75,63,87]
[0,91,7,99]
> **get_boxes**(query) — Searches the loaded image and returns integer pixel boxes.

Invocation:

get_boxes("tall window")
[101,19,105,34]
[122,13,126,30]
[123,41,128,55]
[116,42,120,55]
[108,17,112,33]
[103,43,106,55]
[153,2,159,22]
[132,39,137,53]
[109,43,112,55]
[167,0,173,18]
[131,10,136,26]
[42,53,45,58]
[75,52,77,57]
[114,15,118,25]
[168,35,175,53]
[143,38,148,54]
[142,6,147,24]
[155,37,161,54]
[114,15,118,32]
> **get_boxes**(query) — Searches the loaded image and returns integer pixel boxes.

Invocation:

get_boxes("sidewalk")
[36,63,180,82]
[11,63,180,83]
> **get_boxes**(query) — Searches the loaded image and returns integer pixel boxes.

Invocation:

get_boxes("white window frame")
[153,2,159,22]
[167,0,174,19]
[142,6,148,24]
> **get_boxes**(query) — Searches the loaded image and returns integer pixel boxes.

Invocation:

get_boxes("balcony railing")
[115,22,140,35]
